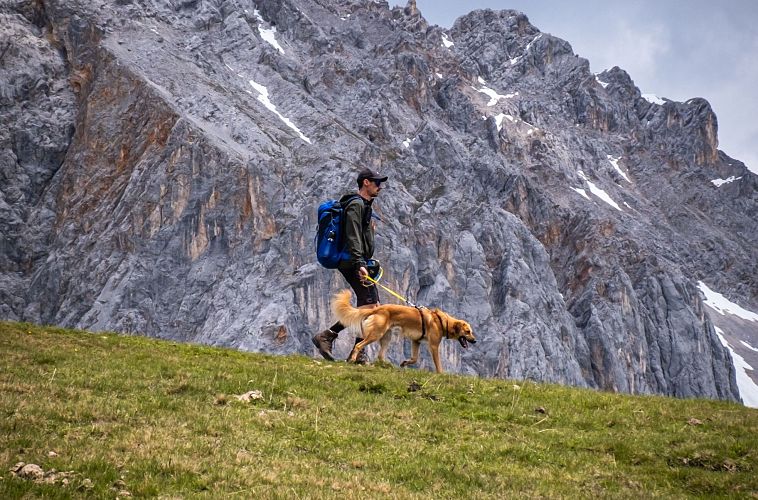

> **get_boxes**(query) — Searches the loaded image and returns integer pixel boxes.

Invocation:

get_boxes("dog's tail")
[331,289,373,328]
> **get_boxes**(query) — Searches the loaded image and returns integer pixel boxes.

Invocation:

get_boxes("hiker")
[312,167,388,363]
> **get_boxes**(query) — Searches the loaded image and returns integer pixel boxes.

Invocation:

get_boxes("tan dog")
[331,289,476,373]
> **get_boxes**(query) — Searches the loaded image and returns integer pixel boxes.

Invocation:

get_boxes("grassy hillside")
[1,321,756,498]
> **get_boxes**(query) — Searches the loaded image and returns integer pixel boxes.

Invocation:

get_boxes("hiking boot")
[312,329,338,361]
[353,338,369,365]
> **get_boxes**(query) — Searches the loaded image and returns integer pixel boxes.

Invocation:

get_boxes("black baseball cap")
[357,167,388,183]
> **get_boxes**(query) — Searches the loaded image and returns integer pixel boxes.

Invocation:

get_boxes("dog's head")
[450,319,477,349]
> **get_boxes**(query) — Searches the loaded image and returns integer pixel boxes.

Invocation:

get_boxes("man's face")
[364,178,383,198]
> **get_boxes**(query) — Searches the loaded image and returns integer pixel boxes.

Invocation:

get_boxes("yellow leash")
[362,267,421,308]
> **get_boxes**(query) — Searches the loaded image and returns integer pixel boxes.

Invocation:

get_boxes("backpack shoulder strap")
[341,194,362,207]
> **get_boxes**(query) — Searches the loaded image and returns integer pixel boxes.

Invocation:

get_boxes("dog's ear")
[452,321,462,335]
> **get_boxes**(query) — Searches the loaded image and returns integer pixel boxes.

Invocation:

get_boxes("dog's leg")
[347,345,359,363]
[429,340,444,373]
[347,315,388,364]
[377,330,392,363]
[400,340,420,367]
[348,337,373,363]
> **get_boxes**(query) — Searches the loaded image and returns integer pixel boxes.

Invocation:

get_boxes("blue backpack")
[315,195,360,268]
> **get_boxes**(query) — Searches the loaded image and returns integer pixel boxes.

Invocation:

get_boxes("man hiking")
[312,167,388,363]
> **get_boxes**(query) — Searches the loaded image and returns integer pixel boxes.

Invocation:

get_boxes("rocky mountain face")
[2,0,756,403]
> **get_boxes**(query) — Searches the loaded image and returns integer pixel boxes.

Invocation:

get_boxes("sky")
[389,0,758,174]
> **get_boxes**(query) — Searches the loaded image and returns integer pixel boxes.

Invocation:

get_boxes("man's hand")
[358,266,370,284]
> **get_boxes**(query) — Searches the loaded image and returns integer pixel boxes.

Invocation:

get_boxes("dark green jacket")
[338,194,374,271]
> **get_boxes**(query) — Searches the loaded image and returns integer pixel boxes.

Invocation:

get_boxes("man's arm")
[342,200,366,271]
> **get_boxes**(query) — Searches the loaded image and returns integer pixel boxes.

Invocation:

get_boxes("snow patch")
[494,114,505,131]
[571,187,591,200]
[578,170,622,211]
[475,87,506,106]
[525,33,542,51]
[254,10,285,54]
[441,33,454,48]
[224,63,243,77]
[510,33,543,65]
[642,93,665,105]
[248,79,311,143]
[711,176,742,187]
[494,113,516,131]
[700,282,758,407]
[713,327,758,408]
[435,72,443,79]
[607,155,631,182]
[741,340,758,353]
[595,75,609,88]
[698,282,758,322]
[402,138,411,148]
[472,80,518,107]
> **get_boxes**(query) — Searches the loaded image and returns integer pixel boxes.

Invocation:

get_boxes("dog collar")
[432,311,450,340]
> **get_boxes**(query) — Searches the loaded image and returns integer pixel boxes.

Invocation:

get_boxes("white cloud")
[703,36,758,174]
[585,20,671,83]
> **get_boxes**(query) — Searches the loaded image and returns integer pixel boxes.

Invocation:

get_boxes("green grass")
[1,320,756,498]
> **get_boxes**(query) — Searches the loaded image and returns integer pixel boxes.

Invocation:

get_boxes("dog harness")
[415,305,427,340]
[432,310,451,339]
[416,307,451,341]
